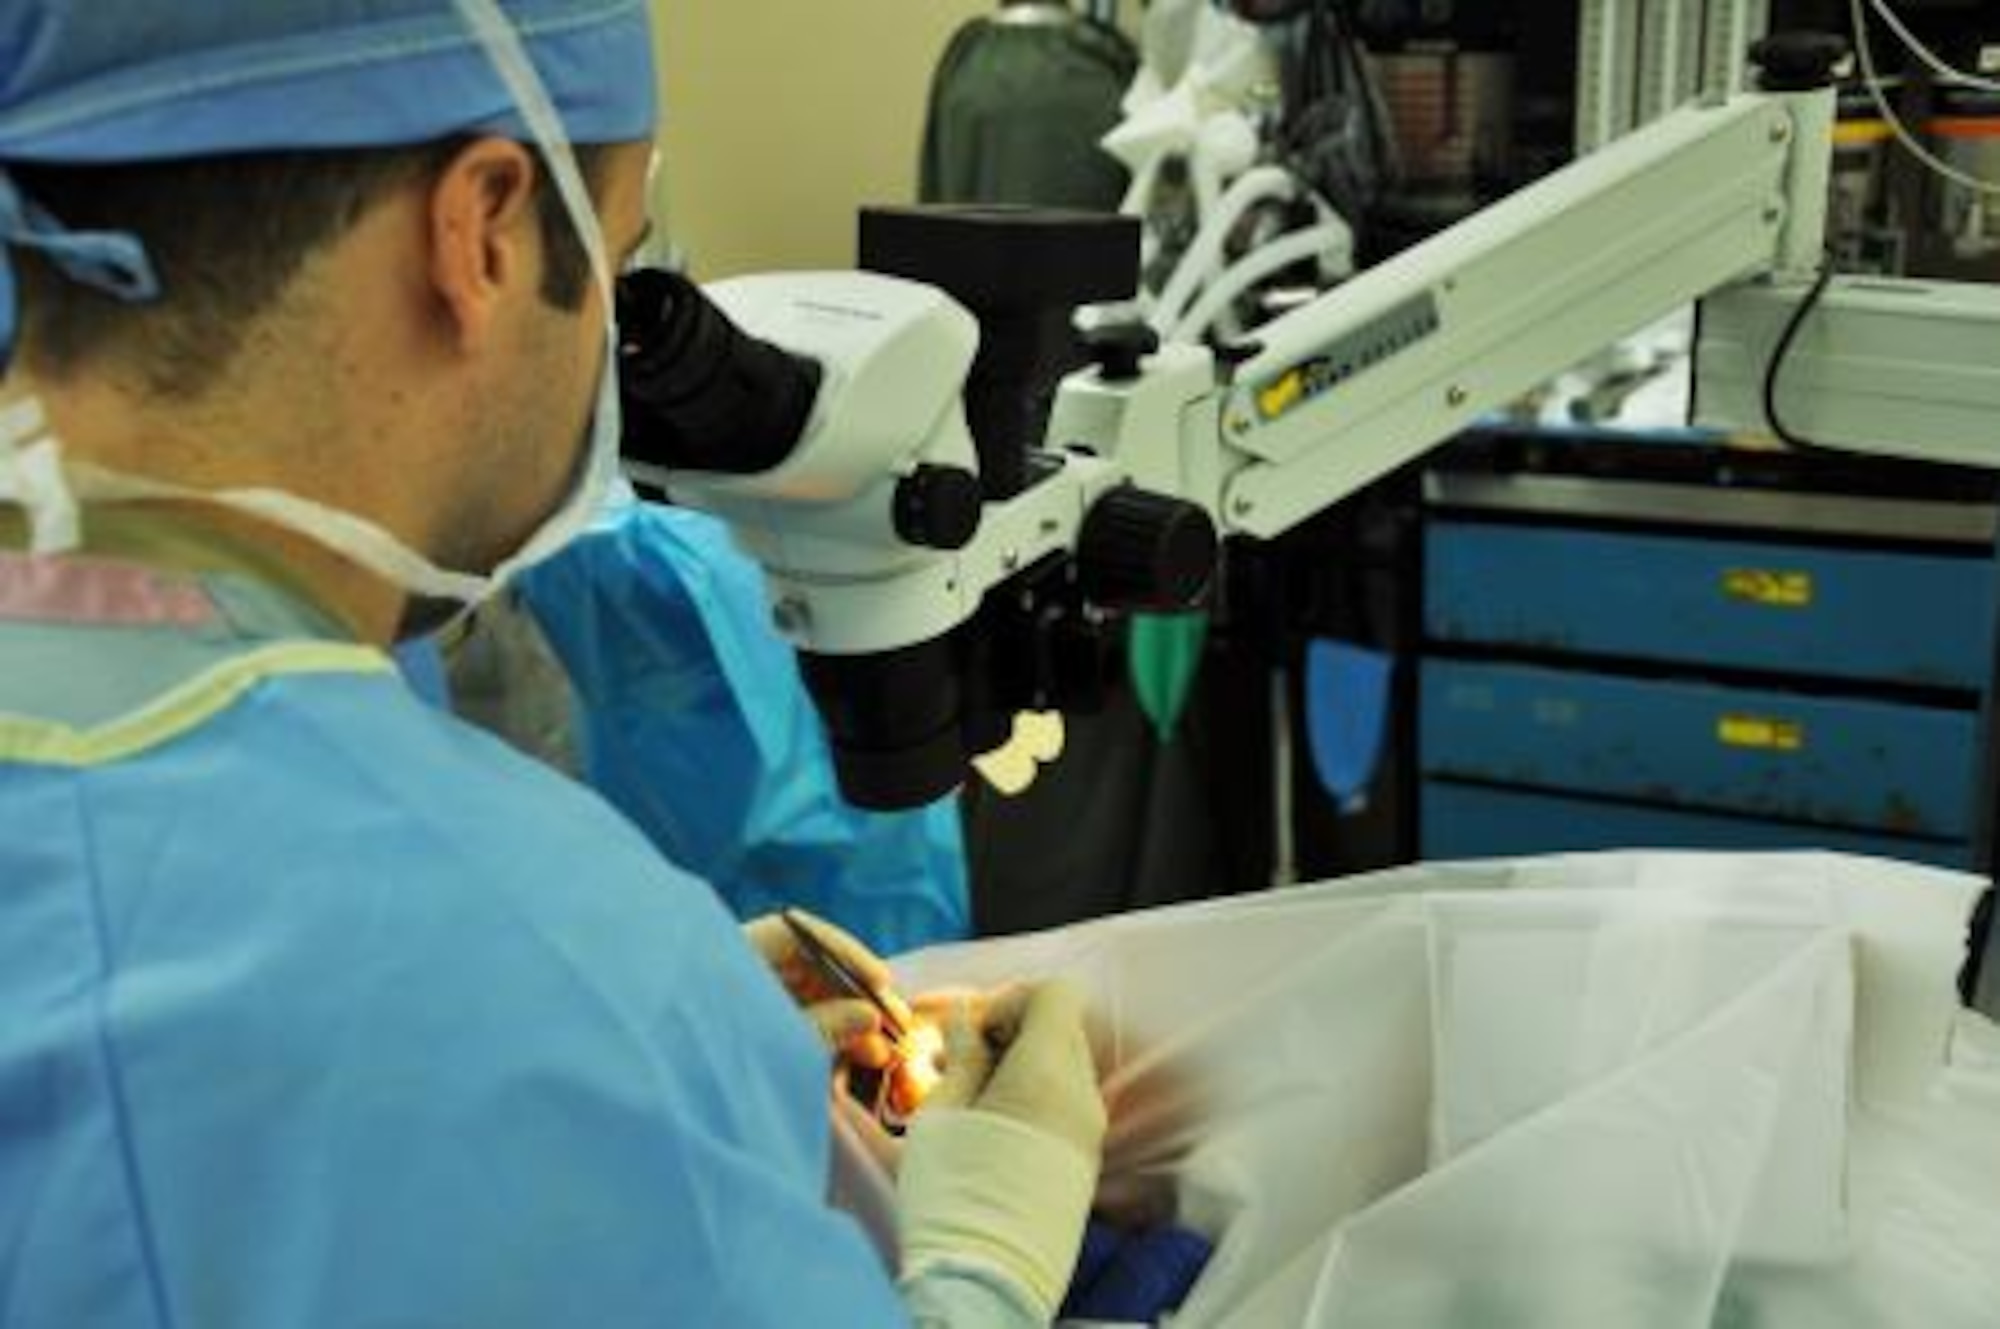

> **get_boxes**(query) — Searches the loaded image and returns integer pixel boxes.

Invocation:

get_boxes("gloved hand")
[896,981,1108,1321]
[743,910,913,1071]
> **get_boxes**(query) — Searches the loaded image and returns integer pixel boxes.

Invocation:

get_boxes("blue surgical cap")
[0,0,657,355]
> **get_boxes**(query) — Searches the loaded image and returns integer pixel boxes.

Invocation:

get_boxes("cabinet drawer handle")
[1718,713,1807,752]
[1722,569,1814,609]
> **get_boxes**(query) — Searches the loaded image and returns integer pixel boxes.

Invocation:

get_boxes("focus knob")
[1082,322,1161,383]
[893,465,983,550]
[1077,488,1219,611]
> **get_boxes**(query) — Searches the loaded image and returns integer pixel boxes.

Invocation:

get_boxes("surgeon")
[0,3,1104,1327]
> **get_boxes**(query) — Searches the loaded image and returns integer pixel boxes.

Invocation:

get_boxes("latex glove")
[896,981,1108,1320]
[744,910,913,1071]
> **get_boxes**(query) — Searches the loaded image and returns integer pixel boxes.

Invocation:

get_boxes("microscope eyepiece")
[617,267,823,477]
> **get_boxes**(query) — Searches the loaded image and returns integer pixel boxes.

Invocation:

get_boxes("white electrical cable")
[1169,220,1352,343]
[1150,164,1299,336]
[1850,0,2000,199]
[1867,0,2000,94]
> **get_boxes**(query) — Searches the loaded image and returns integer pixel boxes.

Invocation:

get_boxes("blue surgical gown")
[0,561,918,1327]
[520,505,969,956]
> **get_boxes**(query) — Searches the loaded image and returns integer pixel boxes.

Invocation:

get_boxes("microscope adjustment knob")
[1083,323,1162,383]
[893,464,983,551]
[1077,487,1219,612]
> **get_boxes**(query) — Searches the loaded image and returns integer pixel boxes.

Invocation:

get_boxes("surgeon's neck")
[4,367,411,647]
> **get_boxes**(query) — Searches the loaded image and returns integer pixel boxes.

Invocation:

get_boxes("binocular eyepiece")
[616,266,822,479]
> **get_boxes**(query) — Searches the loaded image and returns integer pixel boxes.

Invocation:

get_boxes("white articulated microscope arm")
[1054,80,1833,543]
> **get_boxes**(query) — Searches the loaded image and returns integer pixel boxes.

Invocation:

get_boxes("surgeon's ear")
[426,136,540,353]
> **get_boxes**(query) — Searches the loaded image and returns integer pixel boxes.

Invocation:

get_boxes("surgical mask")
[0,0,623,613]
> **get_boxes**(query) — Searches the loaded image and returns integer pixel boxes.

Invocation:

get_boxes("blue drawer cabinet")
[1428,522,2000,690]
[1421,782,1970,869]
[1421,659,1981,838]
[1417,461,2000,878]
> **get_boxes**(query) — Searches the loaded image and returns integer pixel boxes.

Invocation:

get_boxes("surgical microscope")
[615,34,2000,821]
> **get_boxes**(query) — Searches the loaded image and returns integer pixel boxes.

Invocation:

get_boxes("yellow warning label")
[1722,569,1814,609]
[1257,371,1306,421]
[1718,714,1806,753]
[1832,121,1892,148]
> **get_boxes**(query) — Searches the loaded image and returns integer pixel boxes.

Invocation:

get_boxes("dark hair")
[11,140,609,398]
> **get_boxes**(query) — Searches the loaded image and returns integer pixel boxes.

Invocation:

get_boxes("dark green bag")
[920,10,1139,209]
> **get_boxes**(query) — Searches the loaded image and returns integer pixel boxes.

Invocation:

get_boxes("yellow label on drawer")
[1722,568,1814,608]
[1718,714,1806,752]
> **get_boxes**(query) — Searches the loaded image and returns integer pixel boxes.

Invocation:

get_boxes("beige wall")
[651,0,992,279]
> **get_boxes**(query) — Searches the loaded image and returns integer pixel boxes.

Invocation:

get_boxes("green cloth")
[1130,611,1209,742]
[920,14,1138,210]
